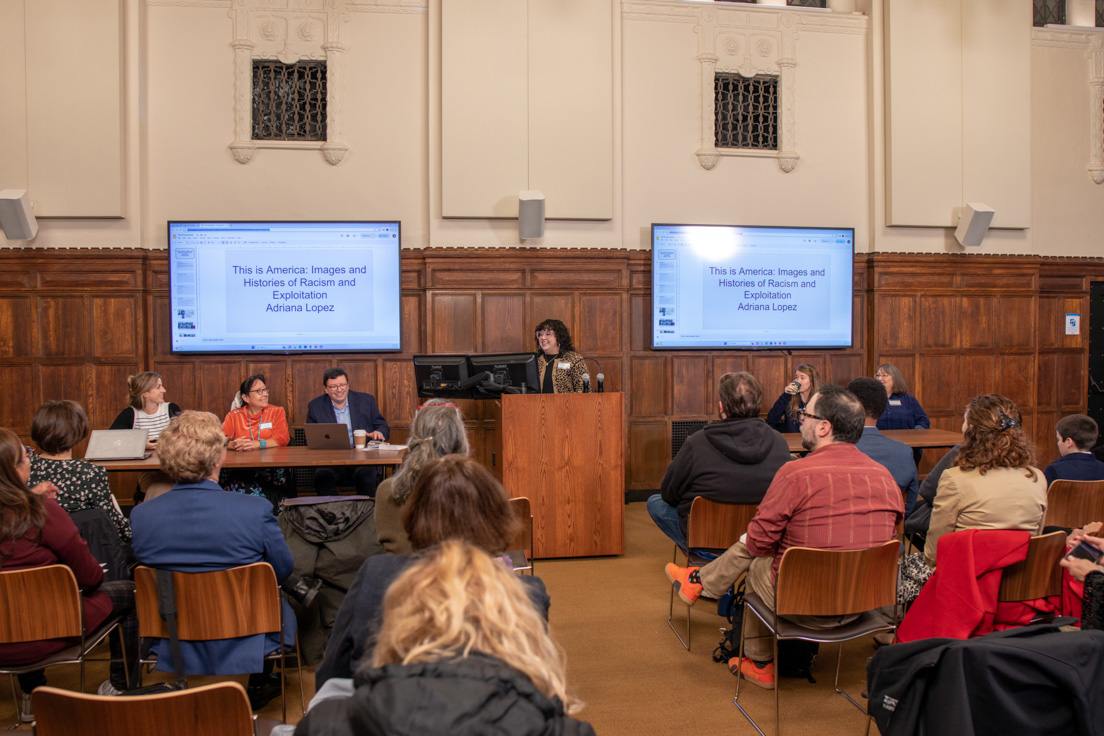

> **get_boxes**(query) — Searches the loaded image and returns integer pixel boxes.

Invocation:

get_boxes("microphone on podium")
[596,373,605,393]
[582,373,591,393]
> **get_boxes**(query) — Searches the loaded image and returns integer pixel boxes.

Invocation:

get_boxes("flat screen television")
[168,221,402,354]
[651,223,854,350]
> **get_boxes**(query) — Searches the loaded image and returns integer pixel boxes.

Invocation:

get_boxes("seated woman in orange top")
[220,374,293,509]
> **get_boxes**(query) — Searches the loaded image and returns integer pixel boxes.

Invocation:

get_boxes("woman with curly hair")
[766,363,820,433]
[374,399,470,554]
[297,540,594,736]
[923,394,1046,569]
[534,318,588,393]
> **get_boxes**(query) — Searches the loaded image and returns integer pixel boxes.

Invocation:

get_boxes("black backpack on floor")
[712,580,819,683]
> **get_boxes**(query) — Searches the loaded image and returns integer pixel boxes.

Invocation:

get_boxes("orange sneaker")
[665,563,703,605]
[729,657,776,690]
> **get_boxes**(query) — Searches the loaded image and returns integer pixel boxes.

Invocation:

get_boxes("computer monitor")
[468,353,541,397]
[412,354,472,399]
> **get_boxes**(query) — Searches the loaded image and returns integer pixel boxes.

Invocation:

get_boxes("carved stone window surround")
[1033,26,1104,184]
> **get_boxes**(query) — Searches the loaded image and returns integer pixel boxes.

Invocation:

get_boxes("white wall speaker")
[954,202,994,247]
[519,190,545,240]
[0,189,39,241]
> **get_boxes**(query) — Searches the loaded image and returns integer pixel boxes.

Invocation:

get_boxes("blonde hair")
[157,411,225,483]
[127,372,162,410]
[371,540,581,715]
[389,400,470,506]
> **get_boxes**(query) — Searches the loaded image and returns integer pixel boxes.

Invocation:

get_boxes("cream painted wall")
[1,0,1102,256]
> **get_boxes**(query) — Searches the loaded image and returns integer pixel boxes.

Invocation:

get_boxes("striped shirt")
[746,442,905,581]
[133,402,173,441]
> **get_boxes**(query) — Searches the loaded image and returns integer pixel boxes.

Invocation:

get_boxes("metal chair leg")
[665,545,692,651]
[732,603,770,736]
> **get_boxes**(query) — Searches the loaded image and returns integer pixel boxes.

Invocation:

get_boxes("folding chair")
[31,681,257,736]
[133,563,305,721]
[667,497,758,650]
[0,565,127,728]
[733,540,900,736]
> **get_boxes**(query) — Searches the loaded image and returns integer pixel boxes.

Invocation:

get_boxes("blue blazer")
[130,479,296,675]
[306,390,390,440]
[856,426,920,514]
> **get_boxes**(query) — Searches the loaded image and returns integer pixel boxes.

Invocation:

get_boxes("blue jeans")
[647,494,687,549]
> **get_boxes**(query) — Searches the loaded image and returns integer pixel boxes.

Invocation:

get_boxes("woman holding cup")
[766,364,820,433]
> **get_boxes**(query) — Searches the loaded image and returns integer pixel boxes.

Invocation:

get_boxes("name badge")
[260,421,273,430]
[557,361,571,370]
[888,399,902,407]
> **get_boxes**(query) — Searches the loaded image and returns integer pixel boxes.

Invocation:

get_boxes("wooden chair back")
[1044,479,1104,530]
[31,682,255,736]
[686,497,758,551]
[509,496,534,556]
[134,563,282,640]
[0,565,83,643]
[997,531,1066,602]
[775,540,900,617]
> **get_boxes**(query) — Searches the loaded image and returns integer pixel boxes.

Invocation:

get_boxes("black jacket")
[866,623,1104,736]
[660,417,789,537]
[297,653,596,736]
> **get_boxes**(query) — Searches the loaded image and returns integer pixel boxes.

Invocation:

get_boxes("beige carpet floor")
[0,502,883,735]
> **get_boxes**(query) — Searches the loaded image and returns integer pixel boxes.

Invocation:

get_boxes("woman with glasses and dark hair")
[28,400,130,542]
[534,318,588,393]
[0,428,138,721]
[220,374,293,507]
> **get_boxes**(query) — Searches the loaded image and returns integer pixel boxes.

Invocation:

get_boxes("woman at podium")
[534,319,588,393]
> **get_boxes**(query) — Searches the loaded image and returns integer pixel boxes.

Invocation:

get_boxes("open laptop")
[83,429,151,461]
[304,423,352,450]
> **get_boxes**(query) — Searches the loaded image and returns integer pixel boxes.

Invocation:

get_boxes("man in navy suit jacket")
[306,367,390,496]
[849,378,920,514]
[1044,414,1104,485]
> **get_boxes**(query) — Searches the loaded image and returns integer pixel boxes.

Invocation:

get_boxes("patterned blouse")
[28,455,131,542]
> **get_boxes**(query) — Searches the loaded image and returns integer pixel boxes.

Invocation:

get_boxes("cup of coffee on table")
[353,429,367,449]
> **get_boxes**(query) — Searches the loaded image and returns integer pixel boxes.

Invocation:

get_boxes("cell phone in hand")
[1067,541,1104,563]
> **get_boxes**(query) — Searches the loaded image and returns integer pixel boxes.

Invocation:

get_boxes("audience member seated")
[28,400,130,543]
[110,371,182,502]
[902,444,960,551]
[375,399,469,555]
[848,378,920,514]
[873,362,930,430]
[648,371,789,549]
[766,363,819,434]
[296,540,594,736]
[923,395,1046,570]
[220,374,293,509]
[1061,531,1104,630]
[0,428,138,723]
[315,456,549,688]
[665,385,903,690]
[1044,414,1104,485]
[129,410,296,711]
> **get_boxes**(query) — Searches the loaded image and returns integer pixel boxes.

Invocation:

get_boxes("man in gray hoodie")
[647,371,791,549]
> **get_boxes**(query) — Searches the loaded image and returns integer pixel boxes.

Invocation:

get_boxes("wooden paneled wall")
[0,249,1099,490]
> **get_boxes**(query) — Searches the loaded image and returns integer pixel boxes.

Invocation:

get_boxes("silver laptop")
[304,423,352,450]
[84,429,151,460]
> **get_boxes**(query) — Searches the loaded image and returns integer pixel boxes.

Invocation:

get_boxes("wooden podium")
[490,392,624,558]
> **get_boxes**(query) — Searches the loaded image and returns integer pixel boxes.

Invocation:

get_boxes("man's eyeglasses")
[325,383,349,391]
[797,408,826,422]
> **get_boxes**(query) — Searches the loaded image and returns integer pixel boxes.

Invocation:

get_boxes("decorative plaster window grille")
[714,73,778,150]
[251,60,327,142]
[1033,0,1065,26]
[787,0,827,7]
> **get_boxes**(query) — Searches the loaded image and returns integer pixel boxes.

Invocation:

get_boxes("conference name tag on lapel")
[888,400,902,407]
[557,361,571,370]
[260,422,273,430]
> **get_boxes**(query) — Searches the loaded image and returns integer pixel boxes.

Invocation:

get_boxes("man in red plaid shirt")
[666,384,904,689]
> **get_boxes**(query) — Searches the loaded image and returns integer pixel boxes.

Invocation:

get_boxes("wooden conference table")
[93,445,406,472]
[780,428,962,454]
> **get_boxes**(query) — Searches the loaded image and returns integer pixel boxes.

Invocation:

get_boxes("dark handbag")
[123,569,187,696]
